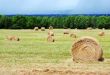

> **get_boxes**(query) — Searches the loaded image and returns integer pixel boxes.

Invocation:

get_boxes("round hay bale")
[7,36,20,41]
[70,33,77,38]
[49,26,53,30]
[98,32,105,36]
[7,36,13,41]
[34,27,39,31]
[87,27,92,30]
[64,29,69,34]
[41,27,45,31]
[95,28,99,30]
[48,31,54,36]
[47,35,55,42]
[71,36,104,62]
[75,28,77,30]
[102,28,105,30]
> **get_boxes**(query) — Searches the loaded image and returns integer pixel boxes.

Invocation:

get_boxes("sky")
[0,0,110,15]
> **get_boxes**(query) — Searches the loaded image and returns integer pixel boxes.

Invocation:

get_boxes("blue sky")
[0,0,110,14]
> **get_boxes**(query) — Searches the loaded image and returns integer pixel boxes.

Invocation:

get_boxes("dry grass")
[0,29,110,75]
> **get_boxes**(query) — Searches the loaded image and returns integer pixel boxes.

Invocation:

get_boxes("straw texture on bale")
[71,36,103,62]
[64,29,69,34]
[47,35,55,42]
[41,27,45,31]
[98,32,105,36]
[34,27,39,31]
[48,31,54,36]
[49,26,53,30]
[7,36,20,41]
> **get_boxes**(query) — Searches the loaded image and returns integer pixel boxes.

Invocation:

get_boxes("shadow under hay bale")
[7,36,20,41]
[71,36,104,62]
[41,27,45,31]
[34,27,39,31]
[47,35,55,42]
[98,32,105,36]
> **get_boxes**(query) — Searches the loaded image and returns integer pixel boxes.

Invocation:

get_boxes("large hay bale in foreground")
[98,32,105,36]
[71,36,103,62]
[7,36,20,41]
[41,27,45,31]
[34,27,39,31]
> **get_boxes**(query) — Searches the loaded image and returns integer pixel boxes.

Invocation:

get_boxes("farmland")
[0,29,110,75]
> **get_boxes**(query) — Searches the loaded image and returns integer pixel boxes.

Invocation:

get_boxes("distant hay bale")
[102,28,105,30]
[64,29,69,34]
[74,28,78,32]
[34,27,39,31]
[70,33,77,38]
[87,27,92,30]
[49,26,53,30]
[47,35,55,42]
[95,28,99,30]
[7,36,20,41]
[41,27,45,31]
[48,31,54,36]
[98,32,105,36]
[75,28,77,29]
[71,36,104,62]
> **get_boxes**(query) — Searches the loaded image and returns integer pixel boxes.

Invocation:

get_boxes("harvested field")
[0,29,110,75]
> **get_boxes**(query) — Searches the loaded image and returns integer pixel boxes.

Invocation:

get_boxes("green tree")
[96,16,110,29]
[0,16,12,29]
[11,15,27,29]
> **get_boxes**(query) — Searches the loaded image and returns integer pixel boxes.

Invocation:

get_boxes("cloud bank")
[0,0,110,14]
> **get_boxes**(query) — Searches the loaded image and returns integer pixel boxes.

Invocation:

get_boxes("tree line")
[0,15,110,29]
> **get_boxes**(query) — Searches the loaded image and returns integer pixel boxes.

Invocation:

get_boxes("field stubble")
[0,29,110,75]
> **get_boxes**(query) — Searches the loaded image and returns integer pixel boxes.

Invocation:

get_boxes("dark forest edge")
[0,15,110,29]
